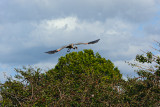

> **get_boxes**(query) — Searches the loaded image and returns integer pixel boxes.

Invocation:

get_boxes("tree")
[0,67,48,106]
[50,49,122,81]
[0,49,122,106]
[123,42,160,106]
[46,49,122,106]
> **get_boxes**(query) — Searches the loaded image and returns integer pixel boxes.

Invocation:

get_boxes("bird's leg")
[74,46,78,50]
[67,48,71,52]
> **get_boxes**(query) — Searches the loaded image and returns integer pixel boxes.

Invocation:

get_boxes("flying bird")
[45,39,100,54]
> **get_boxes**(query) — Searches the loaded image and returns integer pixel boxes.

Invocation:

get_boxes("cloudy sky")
[0,0,160,82]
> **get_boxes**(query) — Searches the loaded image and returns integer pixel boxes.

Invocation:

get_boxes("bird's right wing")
[45,45,68,54]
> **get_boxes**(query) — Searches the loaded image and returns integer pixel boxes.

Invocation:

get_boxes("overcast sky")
[0,0,160,82]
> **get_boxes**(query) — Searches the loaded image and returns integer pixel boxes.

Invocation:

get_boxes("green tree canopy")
[45,49,122,106]
[48,49,122,81]
[0,49,122,106]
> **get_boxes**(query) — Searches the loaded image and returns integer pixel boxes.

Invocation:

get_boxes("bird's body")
[45,39,100,54]
[66,43,74,49]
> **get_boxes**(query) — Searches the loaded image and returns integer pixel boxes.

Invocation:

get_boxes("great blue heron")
[45,39,100,54]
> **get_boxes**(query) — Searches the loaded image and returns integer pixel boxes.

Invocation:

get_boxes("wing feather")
[88,39,100,44]
[45,45,68,54]
[45,49,58,54]
[74,42,87,45]
[74,39,100,45]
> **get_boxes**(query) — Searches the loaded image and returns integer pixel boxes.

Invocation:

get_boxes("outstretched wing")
[45,45,68,54]
[88,39,100,44]
[74,39,100,45]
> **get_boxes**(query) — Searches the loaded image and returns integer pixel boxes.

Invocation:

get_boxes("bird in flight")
[45,39,100,54]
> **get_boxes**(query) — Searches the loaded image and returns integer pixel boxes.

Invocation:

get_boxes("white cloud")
[26,17,135,48]
[45,17,77,31]
[24,17,101,48]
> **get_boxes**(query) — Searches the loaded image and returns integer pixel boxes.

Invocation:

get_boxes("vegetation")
[0,49,159,106]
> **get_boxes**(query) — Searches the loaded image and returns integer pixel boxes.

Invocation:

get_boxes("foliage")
[0,48,159,106]
[0,67,49,106]
[124,43,160,106]
[0,49,122,106]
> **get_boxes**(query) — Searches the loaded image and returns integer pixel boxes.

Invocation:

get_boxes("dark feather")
[88,39,100,44]
[45,50,58,54]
